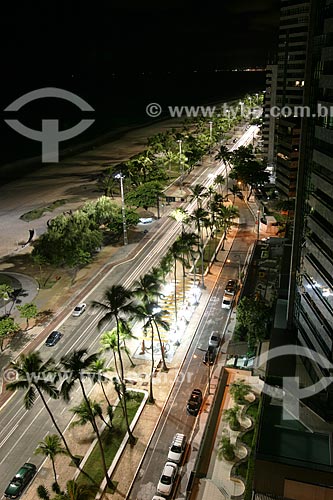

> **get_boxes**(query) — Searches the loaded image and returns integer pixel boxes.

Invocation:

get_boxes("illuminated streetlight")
[257,209,260,240]
[177,139,183,191]
[208,121,213,155]
[114,172,128,246]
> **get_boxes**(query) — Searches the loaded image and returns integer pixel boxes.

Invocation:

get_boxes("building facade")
[275,0,310,198]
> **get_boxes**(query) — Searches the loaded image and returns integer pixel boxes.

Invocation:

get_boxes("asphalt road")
[129,200,257,500]
[0,125,258,497]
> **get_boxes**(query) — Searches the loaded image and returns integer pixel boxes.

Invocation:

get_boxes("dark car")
[203,346,217,366]
[225,279,237,296]
[4,463,37,498]
[45,330,62,347]
[186,388,202,416]
[237,191,244,199]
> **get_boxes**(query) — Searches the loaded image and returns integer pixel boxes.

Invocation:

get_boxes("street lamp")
[257,209,260,240]
[208,121,213,154]
[226,108,231,129]
[177,139,183,191]
[114,172,128,246]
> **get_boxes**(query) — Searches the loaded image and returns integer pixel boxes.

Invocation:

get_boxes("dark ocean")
[0,71,265,182]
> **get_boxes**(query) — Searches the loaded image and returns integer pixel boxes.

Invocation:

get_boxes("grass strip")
[77,392,144,490]
[20,199,69,221]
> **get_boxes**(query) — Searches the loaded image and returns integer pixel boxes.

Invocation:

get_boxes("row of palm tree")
[6,186,239,493]
[6,264,174,490]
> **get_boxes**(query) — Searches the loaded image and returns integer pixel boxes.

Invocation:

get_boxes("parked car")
[208,331,221,348]
[72,303,87,317]
[168,433,187,464]
[225,279,237,296]
[203,346,217,366]
[152,496,165,500]
[186,388,202,416]
[237,191,244,199]
[156,461,178,496]
[4,462,37,498]
[45,330,62,347]
[222,294,233,310]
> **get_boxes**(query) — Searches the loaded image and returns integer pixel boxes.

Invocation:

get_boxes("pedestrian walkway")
[194,370,263,500]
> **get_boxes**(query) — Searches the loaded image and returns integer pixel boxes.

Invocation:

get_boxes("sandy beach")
[0,115,185,261]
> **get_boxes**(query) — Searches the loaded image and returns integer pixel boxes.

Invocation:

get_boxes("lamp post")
[177,139,183,191]
[208,121,213,155]
[226,108,230,127]
[114,172,128,246]
[257,209,260,240]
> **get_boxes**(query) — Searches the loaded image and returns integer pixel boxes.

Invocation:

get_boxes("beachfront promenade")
[0,114,260,499]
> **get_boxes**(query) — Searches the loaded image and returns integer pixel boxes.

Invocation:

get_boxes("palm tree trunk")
[173,258,178,325]
[149,322,155,403]
[154,320,168,372]
[101,382,112,408]
[36,388,96,485]
[123,339,135,367]
[51,457,57,483]
[79,380,114,489]
[115,317,135,445]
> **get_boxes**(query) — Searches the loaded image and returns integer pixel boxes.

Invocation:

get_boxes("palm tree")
[6,353,94,484]
[132,302,170,402]
[99,330,122,381]
[159,252,173,281]
[215,145,232,197]
[229,379,252,403]
[119,320,137,367]
[35,434,67,483]
[188,183,207,208]
[132,271,163,353]
[191,207,210,287]
[93,285,137,445]
[168,240,186,325]
[224,404,241,431]
[217,435,236,461]
[59,349,114,489]
[70,398,112,431]
[178,232,198,294]
[89,358,113,407]
[229,184,239,204]
[214,174,225,194]
[52,480,98,500]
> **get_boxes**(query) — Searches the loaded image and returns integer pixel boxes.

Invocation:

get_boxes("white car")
[157,461,178,496]
[72,303,87,317]
[222,294,233,310]
[168,433,186,463]
[208,331,221,348]
[152,497,165,500]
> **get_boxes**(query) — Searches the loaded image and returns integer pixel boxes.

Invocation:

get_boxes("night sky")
[1,0,280,90]
[0,0,280,167]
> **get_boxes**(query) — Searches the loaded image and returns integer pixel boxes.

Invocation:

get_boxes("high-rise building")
[253,1,333,497]
[262,63,278,175]
[291,0,333,409]
[275,0,310,198]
